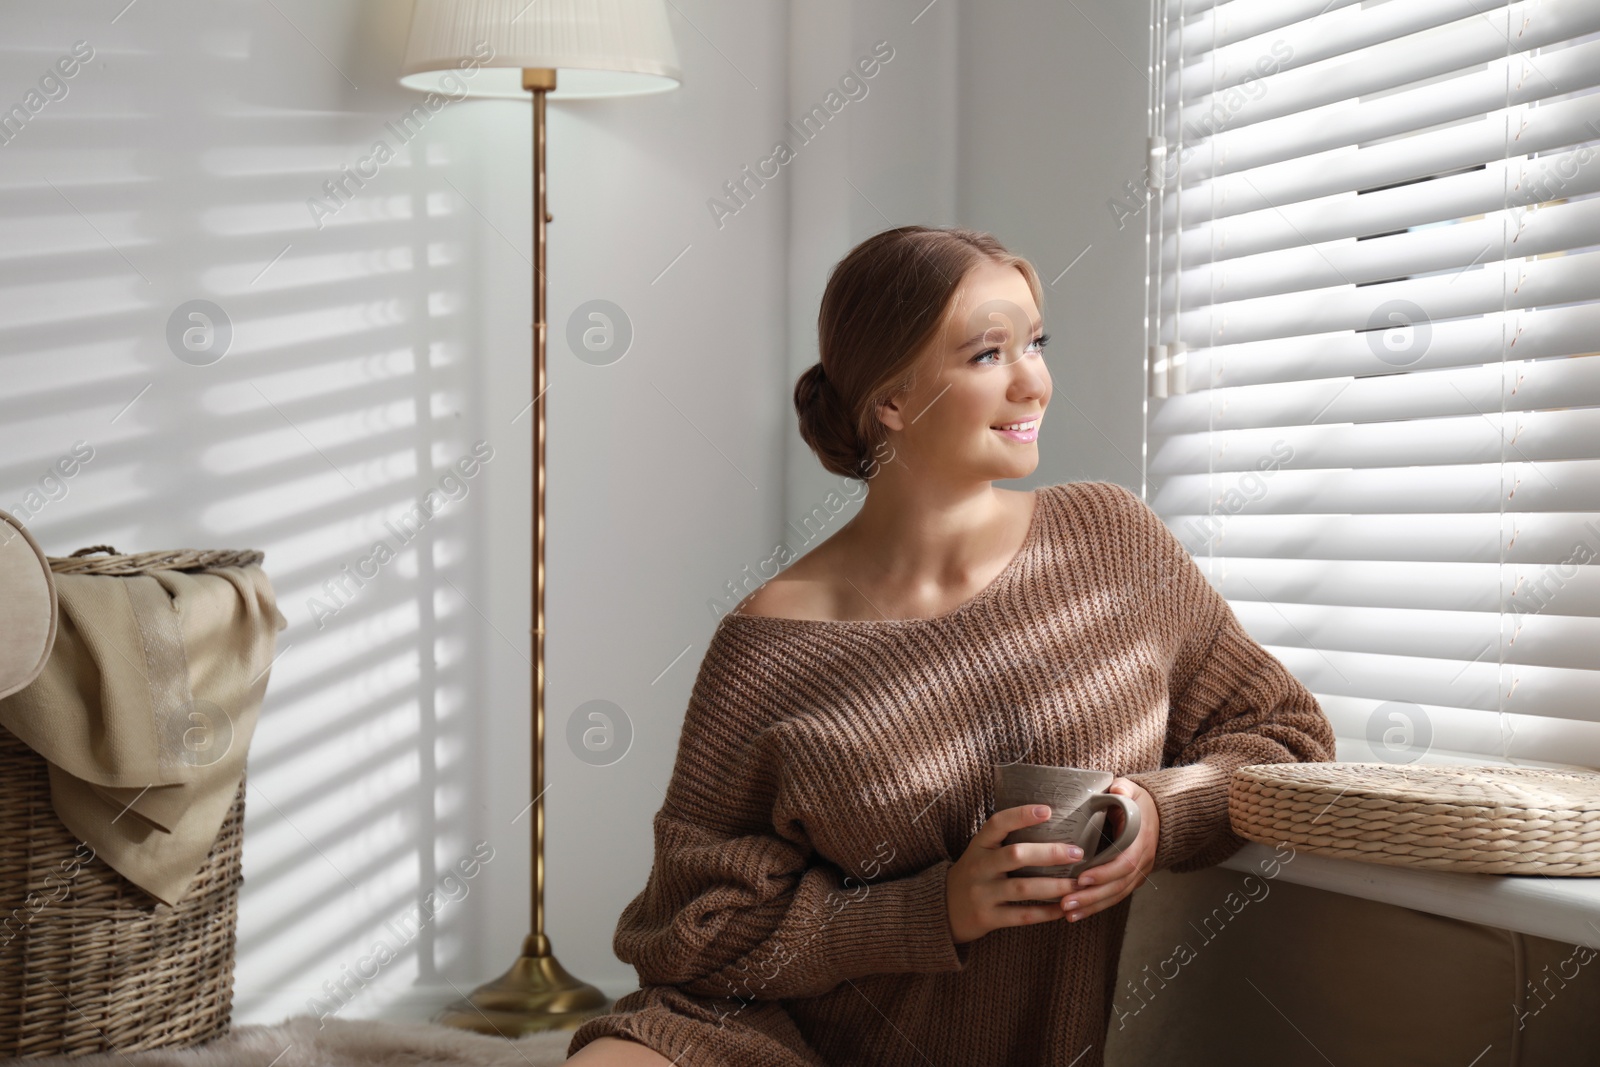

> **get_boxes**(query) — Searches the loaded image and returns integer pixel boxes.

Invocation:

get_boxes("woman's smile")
[991,415,1042,443]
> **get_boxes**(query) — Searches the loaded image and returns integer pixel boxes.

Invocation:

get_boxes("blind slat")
[1170,250,1600,348]
[1167,0,1522,95]
[1170,0,1597,131]
[1164,196,1600,308]
[1229,601,1600,671]
[1318,695,1600,770]
[1154,408,1600,475]
[1166,557,1600,615]
[1151,462,1600,516]
[1164,93,1600,212]
[1177,304,1600,390]
[1162,513,1600,566]
[1167,0,1365,62]
[1153,354,1600,436]
[1163,146,1600,271]
[1262,646,1600,724]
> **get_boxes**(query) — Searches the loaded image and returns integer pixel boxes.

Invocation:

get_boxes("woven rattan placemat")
[1229,762,1600,875]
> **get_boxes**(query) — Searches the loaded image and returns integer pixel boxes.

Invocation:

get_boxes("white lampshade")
[399,0,682,99]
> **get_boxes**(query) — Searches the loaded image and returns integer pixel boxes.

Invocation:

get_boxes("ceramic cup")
[992,763,1142,879]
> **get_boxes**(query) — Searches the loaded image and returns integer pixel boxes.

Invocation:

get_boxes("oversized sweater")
[567,480,1337,1067]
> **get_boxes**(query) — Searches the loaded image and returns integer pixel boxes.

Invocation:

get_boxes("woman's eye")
[973,332,1051,365]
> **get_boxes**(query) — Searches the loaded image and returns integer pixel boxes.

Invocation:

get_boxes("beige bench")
[1108,861,1600,1065]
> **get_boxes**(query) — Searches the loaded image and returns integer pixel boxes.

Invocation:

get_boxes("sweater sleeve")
[615,811,970,1001]
[611,627,972,1003]
[1108,485,1338,874]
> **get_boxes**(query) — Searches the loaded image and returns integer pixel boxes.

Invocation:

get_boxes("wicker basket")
[1229,761,1600,875]
[0,547,263,1059]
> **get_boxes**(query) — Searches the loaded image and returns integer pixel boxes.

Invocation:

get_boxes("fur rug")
[22,1016,581,1066]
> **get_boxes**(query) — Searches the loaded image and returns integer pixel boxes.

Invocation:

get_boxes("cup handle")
[1075,792,1141,873]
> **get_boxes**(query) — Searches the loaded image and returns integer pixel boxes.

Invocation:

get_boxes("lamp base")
[433,933,613,1037]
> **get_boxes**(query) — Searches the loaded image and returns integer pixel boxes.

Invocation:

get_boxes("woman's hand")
[946,804,1085,945]
[1058,777,1159,923]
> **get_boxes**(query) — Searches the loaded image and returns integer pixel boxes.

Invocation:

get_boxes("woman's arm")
[614,809,970,1002]
[1106,484,1338,874]
[1124,594,1335,873]
[610,637,971,1004]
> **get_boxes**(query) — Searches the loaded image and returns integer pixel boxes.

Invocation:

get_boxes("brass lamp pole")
[397,0,682,1038]
[432,66,611,1035]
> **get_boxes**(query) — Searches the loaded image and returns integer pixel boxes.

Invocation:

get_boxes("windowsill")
[1219,842,1600,946]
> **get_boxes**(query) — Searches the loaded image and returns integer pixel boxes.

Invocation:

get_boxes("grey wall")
[539,0,796,1008]
[0,0,518,1023]
[779,0,961,520]
[958,0,1151,493]
[778,0,1152,515]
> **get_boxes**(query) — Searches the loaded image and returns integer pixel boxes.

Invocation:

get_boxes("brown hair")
[794,225,1044,480]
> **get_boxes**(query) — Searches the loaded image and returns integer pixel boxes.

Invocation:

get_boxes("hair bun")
[794,361,867,478]
[798,362,831,409]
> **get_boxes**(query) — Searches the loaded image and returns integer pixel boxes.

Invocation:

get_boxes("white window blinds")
[1142,0,1600,772]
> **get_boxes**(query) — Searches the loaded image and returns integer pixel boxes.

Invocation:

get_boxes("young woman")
[567,226,1335,1066]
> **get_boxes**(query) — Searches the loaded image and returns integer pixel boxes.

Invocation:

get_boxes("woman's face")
[875,260,1051,485]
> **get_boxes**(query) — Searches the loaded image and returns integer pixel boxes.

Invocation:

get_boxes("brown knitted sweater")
[567,480,1336,1067]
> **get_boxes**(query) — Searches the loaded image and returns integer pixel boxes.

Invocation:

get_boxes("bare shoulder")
[733,579,819,621]
[731,547,841,621]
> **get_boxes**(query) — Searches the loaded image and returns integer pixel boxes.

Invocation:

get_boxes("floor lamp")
[397,0,681,1037]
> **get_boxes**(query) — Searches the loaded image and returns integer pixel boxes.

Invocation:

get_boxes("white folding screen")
[1143,0,1600,771]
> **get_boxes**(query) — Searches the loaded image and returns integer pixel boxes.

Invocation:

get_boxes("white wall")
[536,0,795,1007]
[779,0,961,518]
[0,0,1147,1023]
[0,0,519,1023]
[779,0,1150,517]
[959,0,1150,492]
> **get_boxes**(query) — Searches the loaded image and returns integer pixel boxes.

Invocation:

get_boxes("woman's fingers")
[1059,840,1157,918]
[1001,875,1079,903]
[973,803,1054,850]
[1074,843,1141,888]
[1070,862,1135,898]
[1064,893,1123,920]
[1035,778,1162,923]
[1077,780,1158,889]
[1060,866,1139,919]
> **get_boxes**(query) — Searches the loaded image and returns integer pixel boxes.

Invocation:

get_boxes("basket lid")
[1234,761,1600,813]
[47,545,265,576]
[0,510,57,701]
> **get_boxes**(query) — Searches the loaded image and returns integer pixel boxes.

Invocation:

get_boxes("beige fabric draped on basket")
[0,544,287,1060]
[1229,761,1600,875]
